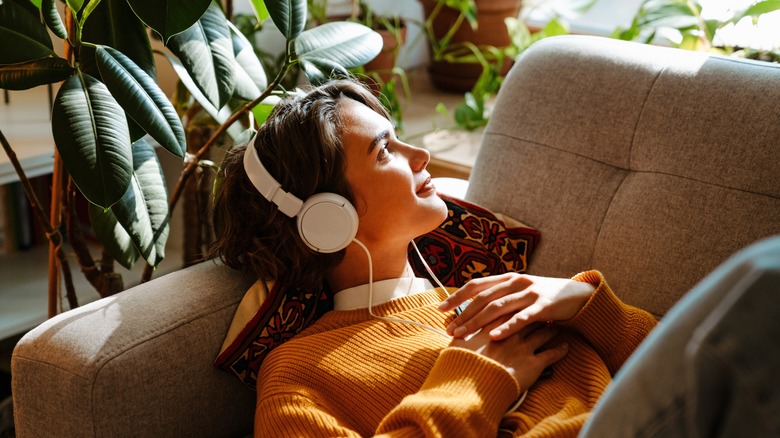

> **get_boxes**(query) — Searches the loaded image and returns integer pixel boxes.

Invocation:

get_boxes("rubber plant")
[0,0,382,316]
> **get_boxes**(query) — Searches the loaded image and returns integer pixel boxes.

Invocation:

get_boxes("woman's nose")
[403,143,430,172]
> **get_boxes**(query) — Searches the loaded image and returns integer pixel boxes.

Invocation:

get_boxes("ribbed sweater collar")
[333,277,433,311]
[319,287,453,323]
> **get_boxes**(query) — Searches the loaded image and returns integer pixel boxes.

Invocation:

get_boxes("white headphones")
[243,133,359,253]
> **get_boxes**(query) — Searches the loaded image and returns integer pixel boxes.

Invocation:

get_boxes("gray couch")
[11,35,780,436]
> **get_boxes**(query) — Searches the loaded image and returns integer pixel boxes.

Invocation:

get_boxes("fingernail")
[489,329,501,338]
[453,326,467,337]
[438,301,449,311]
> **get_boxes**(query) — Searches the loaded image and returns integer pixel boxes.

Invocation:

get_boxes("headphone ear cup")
[296,192,358,253]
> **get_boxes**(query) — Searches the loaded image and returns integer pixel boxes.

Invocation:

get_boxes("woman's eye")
[377,143,391,161]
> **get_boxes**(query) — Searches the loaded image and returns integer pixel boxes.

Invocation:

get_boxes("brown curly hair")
[208,80,390,290]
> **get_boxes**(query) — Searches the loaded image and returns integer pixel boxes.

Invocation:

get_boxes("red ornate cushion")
[409,194,539,286]
[214,193,540,389]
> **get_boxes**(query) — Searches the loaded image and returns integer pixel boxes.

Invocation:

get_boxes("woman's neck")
[327,240,411,293]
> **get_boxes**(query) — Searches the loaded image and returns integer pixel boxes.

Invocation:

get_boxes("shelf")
[0,243,185,340]
[0,86,58,186]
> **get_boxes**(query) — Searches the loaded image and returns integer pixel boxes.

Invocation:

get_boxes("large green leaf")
[51,73,133,209]
[96,46,185,158]
[111,138,170,267]
[0,0,56,65]
[66,0,84,16]
[640,1,699,30]
[296,22,382,82]
[0,57,74,90]
[248,0,270,23]
[88,203,140,270]
[250,95,281,125]
[228,22,267,101]
[126,0,211,43]
[79,0,157,142]
[265,0,307,40]
[158,51,244,140]
[41,0,68,40]
[738,0,780,21]
[168,2,235,110]
[81,0,157,79]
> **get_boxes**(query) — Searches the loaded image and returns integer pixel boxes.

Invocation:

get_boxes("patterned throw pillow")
[409,194,539,286]
[214,193,540,390]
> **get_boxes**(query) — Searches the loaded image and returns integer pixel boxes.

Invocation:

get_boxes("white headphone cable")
[410,239,450,298]
[409,238,529,413]
[351,237,529,415]
[352,238,452,339]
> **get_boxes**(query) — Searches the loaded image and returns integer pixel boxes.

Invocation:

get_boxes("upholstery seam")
[483,131,779,200]
[90,296,243,371]
[588,63,667,267]
[483,131,626,170]
[88,294,245,435]
[628,62,666,170]
[11,355,92,382]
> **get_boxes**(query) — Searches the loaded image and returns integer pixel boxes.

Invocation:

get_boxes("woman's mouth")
[416,177,435,195]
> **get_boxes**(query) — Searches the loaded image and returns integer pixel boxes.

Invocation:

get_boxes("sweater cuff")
[563,270,653,368]
[422,347,520,419]
[564,270,620,330]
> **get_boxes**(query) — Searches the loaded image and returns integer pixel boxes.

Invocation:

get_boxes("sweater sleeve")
[562,270,658,375]
[255,348,519,437]
[376,347,520,436]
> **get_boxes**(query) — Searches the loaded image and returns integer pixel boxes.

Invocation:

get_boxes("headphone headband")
[243,133,303,218]
[241,132,359,253]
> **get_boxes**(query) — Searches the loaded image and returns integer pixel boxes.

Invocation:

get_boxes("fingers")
[448,293,532,338]
[524,326,569,372]
[488,304,543,340]
[438,274,514,312]
[445,276,535,338]
[534,342,569,368]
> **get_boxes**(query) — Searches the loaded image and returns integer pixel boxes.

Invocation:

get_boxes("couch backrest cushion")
[466,36,780,318]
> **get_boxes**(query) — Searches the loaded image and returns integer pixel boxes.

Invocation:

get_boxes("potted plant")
[432,0,587,131]
[349,1,411,130]
[418,0,521,92]
[357,5,406,84]
[0,0,383,314]
[614,0,780,61]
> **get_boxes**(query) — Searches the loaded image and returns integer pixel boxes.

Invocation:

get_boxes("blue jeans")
[579,236,780,438]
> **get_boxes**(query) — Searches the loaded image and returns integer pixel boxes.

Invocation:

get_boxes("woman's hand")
[439,273,595,340]
[450,318,568,391]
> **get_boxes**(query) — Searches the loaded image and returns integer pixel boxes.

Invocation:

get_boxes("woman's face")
[339,99,447,247]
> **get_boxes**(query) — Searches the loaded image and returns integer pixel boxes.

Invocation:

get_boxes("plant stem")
[225,0,234,21]
[685,0,711,51]
[65,176,122,297]
[140,60,295,281]
[0,129,79,311]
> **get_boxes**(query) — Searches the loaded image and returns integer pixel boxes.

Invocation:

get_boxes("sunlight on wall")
[704,0,780,50]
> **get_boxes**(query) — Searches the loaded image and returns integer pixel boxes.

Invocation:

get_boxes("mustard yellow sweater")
[255,271,657,437]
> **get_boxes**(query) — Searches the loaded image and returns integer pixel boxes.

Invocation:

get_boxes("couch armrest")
[12,261,256,437]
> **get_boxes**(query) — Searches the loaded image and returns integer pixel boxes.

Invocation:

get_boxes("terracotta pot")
[420,0,521,92]
[364,25,408,91]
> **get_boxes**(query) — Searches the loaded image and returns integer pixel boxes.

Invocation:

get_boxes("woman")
[210,79,657,437]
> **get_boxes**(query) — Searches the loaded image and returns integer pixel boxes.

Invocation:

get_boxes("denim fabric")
[579,236,780,438]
